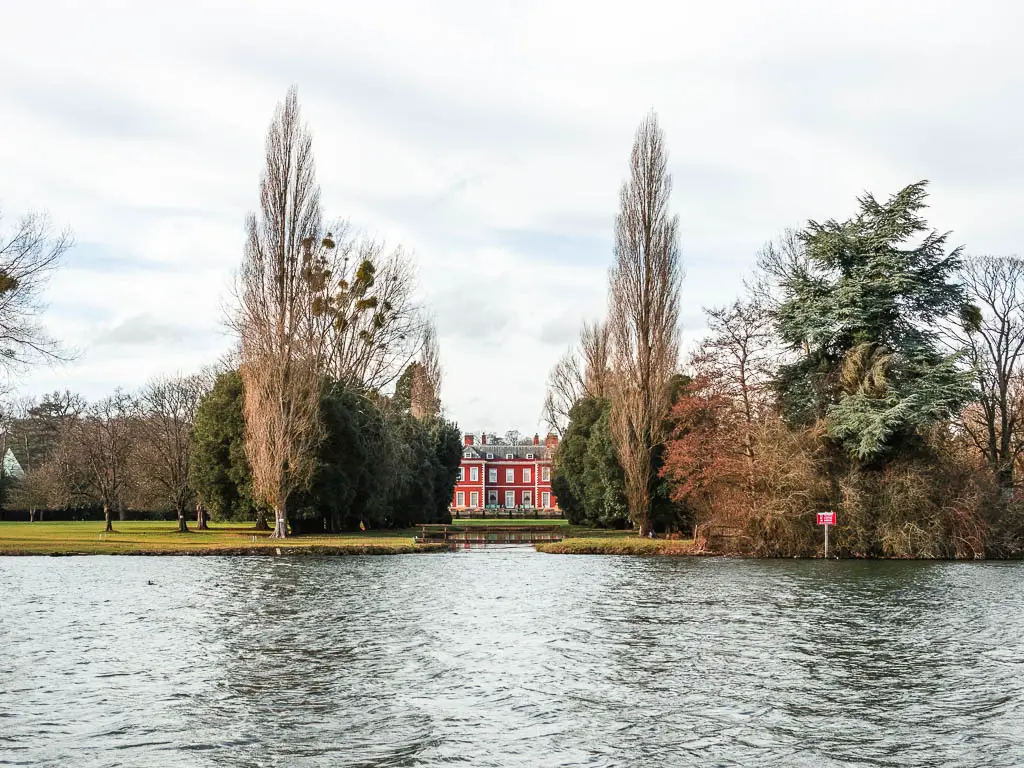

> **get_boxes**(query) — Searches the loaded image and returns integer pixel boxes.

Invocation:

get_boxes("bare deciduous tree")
[0,210,74,369]
[543,320,612,435]
[74,391,138,532]
[950,256,1024,488]
[235,86,325,538]
[580,320,612,399]
[608,111,683,536]
[691,298,776,468]
[137,374,208,532]
[542,349,585,437]
[307,232,428,392]
[9,390,86,518]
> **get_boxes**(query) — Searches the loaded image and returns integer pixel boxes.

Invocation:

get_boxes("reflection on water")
[1,552,1023,766]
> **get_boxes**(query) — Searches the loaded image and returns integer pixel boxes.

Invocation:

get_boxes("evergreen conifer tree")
[772,181,973,461]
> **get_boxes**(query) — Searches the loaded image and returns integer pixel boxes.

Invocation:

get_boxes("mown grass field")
[0,520,441,556]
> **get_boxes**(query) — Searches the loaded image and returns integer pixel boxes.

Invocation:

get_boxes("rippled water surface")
[2,552,1023,767]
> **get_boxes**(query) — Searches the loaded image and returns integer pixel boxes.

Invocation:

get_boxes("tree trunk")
[177,504,189,533]
[196,502,209,530]
[254,509,270,531]
[269,501,288,538]
[104,503,113,533]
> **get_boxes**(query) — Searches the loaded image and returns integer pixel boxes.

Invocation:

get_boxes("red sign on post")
[817,512,836,526]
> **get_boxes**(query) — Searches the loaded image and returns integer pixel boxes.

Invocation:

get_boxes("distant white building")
[3,448,25,480]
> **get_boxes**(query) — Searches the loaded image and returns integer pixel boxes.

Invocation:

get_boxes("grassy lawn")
[0,519,679,556]
[0,520,442,556]
[535,536,695,555]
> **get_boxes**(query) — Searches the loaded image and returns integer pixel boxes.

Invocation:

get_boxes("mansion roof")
[462,444,553,461]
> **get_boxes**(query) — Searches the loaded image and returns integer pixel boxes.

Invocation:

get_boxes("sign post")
[816,511,836,558]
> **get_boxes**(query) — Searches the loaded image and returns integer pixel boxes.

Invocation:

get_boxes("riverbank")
[0,521,445,556]
[535,537,695,555]
[0,520,683,557]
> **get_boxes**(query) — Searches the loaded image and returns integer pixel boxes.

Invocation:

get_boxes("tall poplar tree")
[235,86,325,538]
[608,111,683,535]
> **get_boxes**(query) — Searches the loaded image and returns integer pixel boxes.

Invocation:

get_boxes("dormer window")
[463,452,473,458]
[526,453,534,459]
[506,453,514,459]
[486,453,493,459]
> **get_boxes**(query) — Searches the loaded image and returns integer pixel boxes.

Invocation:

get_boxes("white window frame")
[542,492,550,508]
[506,453,514,459]
[505,468,514,483]
[470,491,479,507]
[542,467,550,482]
[463,451,473,458]
[523,468,532,482]
[526,453,534,459]
[470,466,479,482]
[486,453,494,459]
[504,490,515,508]
[458,467,465,482]
[487,490,498,506]
[456,491,465,507]
[522,491,532,508]
[488,468,497,483]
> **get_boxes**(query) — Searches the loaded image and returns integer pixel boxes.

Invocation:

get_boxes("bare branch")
[0,209,75,373]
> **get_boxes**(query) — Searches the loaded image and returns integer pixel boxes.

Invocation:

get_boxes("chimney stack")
[464,433,474,446]
[545,433,559,449]
[481,433,487,446]
[533,433,540,445]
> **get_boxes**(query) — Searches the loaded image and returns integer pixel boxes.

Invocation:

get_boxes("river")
[1,551,1022,766]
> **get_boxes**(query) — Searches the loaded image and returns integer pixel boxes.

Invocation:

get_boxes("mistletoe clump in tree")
[770,181,974,463]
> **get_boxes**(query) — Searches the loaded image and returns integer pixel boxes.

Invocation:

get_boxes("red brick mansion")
[451,432,560,512]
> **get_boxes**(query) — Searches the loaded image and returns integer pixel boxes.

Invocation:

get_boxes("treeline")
[2,365,460,533]
[192,370,459,533]
[1,86,462,535]
[547,114,1024,558]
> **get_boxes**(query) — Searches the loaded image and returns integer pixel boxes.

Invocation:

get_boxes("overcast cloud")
[2,0,1023,433]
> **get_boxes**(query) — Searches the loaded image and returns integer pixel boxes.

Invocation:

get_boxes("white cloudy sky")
[2,0,1023,433]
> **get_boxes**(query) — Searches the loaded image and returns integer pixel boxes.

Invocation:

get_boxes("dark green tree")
[554,379,689,529]
[552,397,603,524]
[770,181,973,462]
[580,405,629,527]
[189,371,261,524]
[290,384,384,533]
[290,386,459,533]
[429,417,462,522]
[383,412,458,528]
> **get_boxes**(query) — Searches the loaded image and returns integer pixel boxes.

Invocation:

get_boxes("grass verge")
[0,521,443,556]
[535,537,695,555]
